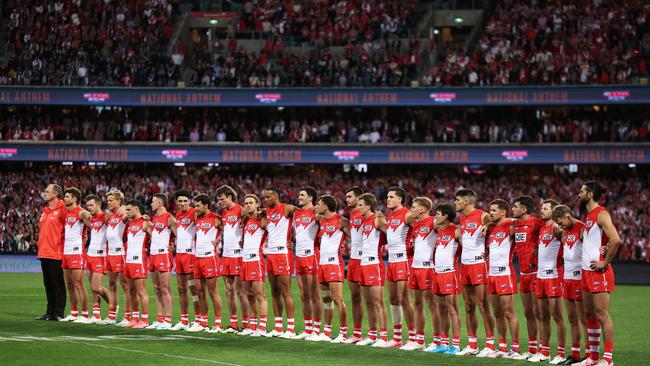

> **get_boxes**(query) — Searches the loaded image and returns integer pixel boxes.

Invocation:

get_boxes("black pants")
[40,258,66,317]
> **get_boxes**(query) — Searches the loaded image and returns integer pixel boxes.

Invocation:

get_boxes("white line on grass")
[2,332,241,366]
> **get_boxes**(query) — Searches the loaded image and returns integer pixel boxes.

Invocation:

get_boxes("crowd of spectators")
[1,105,648,143]
[1,0,181,87]
[422,0,650,86]
[1,163,648,263]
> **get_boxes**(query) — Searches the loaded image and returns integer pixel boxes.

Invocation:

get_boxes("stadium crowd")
[1,164,648,264]
[1,106,648,143]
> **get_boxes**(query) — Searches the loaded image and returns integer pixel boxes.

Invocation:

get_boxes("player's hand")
[375,211,385,219]
[143,214,151,221]
[599,246,608,256]
[480,226,488,237]
[118,206,126,216]
[239,239,244,249]
[590,260,607,271]
[481,252,488,261]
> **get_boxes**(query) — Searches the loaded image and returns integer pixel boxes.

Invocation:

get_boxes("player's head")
[216,185,237,208]
[411,196,432,218]
[85,194,102,215]
[298,186,318,208]
[386,186,407,209]
[579,181,608,205]
[512,195,535,218]
[263,188,280,207]
[540,199,559,221]
[552,204,574,230]
[175,189,191,211]
[125,199,142,219]
[106,189,124,211]
[434,203,455,224]
[454,188,476,212]
[151,193,168,211]
[356,193,377,216]
[489,199,509,222]
[345,186,365,208]
[244,194,261,214]
[193,194,211,216]
[317,195,337,215]
[44,184,63,203]
[64,187,82,207]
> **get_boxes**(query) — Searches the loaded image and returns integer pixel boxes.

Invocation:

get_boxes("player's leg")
[253,281,268,335]
[239,280,256,335]
[348,279,363,342]
[235,275,250,329]
[71,269,89,321]
[119,272,132,324]
[593,292,614,365]
[461,285,479,350]
[315,283,334,341]
[521,289,539,357]
[433,294,450,352]
[582,290,600,363]
[106,271,120,323]
[536,296,551,361]
[386,279,402,345]
[176,273,189,327]
[222,275,239,331]
[359,285,376,344]
[489,293,506,355]
[550,296,567,363]
[277,272,296,337]
[475,283,495,353]
[502,294,520,356]
[206,276,223,332]
[308,273,322,337]
[411,289,425,349]
[564,298,583,362]
[296,273,313,337]
[63,268,78,320]
[369,284,388,346]
[149,271,163,326]
[399,280,415,344]
[158,270,173,327]
[330,281,348,342]
[127,277,140,327]
[446,294,462,353]
[90,271,107,322]
[268,273,283,335]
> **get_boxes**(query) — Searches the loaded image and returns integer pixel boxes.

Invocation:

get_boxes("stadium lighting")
[62,161,73,166]
[454,16,464,24]
[174,162,186,167]
[209,19,218,25]
[629,164,636,168]
[433,28,440,35]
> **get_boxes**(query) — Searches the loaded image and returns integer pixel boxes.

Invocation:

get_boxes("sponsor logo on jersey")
[466,222,478,229]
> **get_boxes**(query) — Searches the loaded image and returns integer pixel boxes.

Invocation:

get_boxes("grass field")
[0,273,646,366]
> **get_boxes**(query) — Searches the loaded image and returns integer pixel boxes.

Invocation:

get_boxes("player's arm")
[79,209,92,227]
[375,211,387,232]
[480,212,493,236]
[285,204,297,217]
[340,217,351,237]
[592,210,621,270]
[405,211,417,227]
[168,215,177,236]
[143,219,153,233]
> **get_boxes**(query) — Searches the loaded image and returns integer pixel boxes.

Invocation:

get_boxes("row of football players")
[55,182,617,366]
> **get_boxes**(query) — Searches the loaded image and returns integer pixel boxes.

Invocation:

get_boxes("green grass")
[0,273,645,365]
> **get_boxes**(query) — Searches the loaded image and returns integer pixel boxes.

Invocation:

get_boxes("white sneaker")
[266,330,283,337]
[595,360,613,366]
[331,334,347,344]
[305,333,322,342]
[455,345,480,356]
[550,355,567,365]
[171,322,189,331]
[263,330,276,338]
[528,353,551,362]
[146,321,162,329]
[371,339,388,348]
[294,332,310,340]
[238,328,254,336]
[487,350,506,358]
[186,323,205,332]
[118,318,131,327]
[476,347,495,358]
[400,341,424,351]
[61,314,78,322]
[507,351,527,360]
[206,326,223,333]
[86,317,102,324]
[572,358,600,366]
[157,322,172,330]
[73,317,90,324]
[250,330,267,337]
[279,331,296,339]
[101,318,116,325]
[222,327,239,334]
[423,343,437,352]
[521,352,534,360]
[356,337,375,346]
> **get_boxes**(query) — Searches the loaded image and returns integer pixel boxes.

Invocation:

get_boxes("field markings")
[1,332,241,366]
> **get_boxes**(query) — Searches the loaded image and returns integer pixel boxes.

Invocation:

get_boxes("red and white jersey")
[349,209,364,260]
[411,216,436,268]
[537,222,563,279]
[265,204,291,254]
[361,213,383,265]
[294,208,319,258]
[582,206,610,271]
[459,209,486,265]
[562,221,584,280]
[150,212,172,255]
[513,216,543,274]
[386,207,412,263]
[64,207,86,255]
[434,223,458,272]
[87,212,107,257]
[242,215,266,262]
[195,212,219,258]
[487,219,515,276]
[106,210,126,256]
[318,214,345,266]
[126,217,149,264]
[175,208,196,254]
[221,204,244,258]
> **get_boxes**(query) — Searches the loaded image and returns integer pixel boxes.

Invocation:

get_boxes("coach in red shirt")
[36,184,67,321]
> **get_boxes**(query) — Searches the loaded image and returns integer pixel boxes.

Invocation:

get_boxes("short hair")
[106,189,124,203]
[319,195,337,212]
[216,185,237,200]
[388,186,407,204]
[584,181,608,201]
[175,189,191,200]
[152,193,168,207]
[85,194,102,206]
[265,188,280,197]
[300,186,318,204]
[193,194,211,207]
[50,184,63,198]
[455,188,476,203]
[345,186,365,197]
[358,193,377,211]
[125,199,141,212]
[64,187,82,203]
[244,194,260,204]
[552,205,574,221]
[412,197,433,212]
[542,199,559,209]
[435,203,455,221]
[490,199,510,211]
[514,195,535,214]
